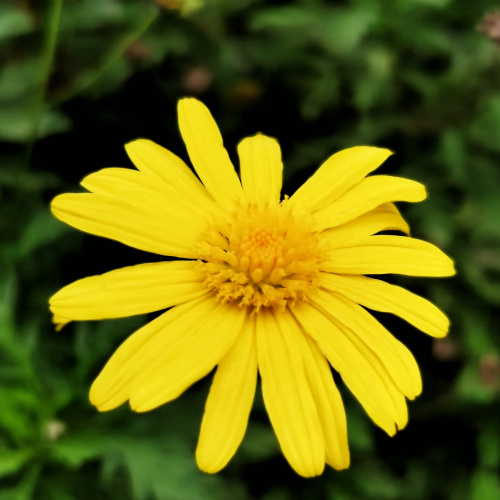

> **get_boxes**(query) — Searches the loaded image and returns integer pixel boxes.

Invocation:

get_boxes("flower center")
[198,201,324,311]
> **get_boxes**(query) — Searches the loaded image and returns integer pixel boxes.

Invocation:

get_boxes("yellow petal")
[291,301,408,436]
[50,260,208,321]
[124,139,214,206]
[90,296,212,411]
[52,314,71,331]
[238,133,283,204]
[301,334,350,470]
[336,319,409,432]
[256,309,325,477]
[81,167,213,220]
[51,190,205,259]
[128,301,247,412]
[313,175,426,231]
[320,273,449,337]
[289,146,393,213]
[178,98,243,207]
[322,235,456,277]
[196,317,258,473]
[311,289,422,399]
[319,203,410,250]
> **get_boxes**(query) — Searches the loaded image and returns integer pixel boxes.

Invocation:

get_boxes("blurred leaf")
[0,6,33,42]
[0,59,42,101]
[59,0,127,32]
[0,387,42,443]
[353,47,394,112]
[251,6,315,32]
[356,463,402,499]
[251,5,377,54]
[0,272,16,329]
[477,425,500,469]
[73,316,145,383]
[469,95,500,153]
[117,436,229,500]
[470,469,500,500]
[17,210,70,260]
[238,421,280,461]
[455,362,497,404]
[0,107,71,143]
[13,464,42,500]
[298,68,339,120]
[261,489,291,500]
[411,0,452,8]
[343,404,374,452]
[435,130,467,184]
[456,307,498,357]
[315,5,379,55]
[52,430,113,468]
[55,429,232,500]
[0,167,61,193]
[461,245,500,306]
[0,449,34,478]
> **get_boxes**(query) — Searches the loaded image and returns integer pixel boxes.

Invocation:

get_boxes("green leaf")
[59,0,126,33]
[435,130,468,184]
[0,7,33,42]
[0,106,71,143]
[54,429,232,500]
[456,307,498,357]
[0,387,42,442]
[0,59,42,101]
[471,469,500,500]
[469,96,500,153]
[52,430,112,468]
[116,436,228,500]
[251,6,315,32]
[477,426,500,469]
[0,449,34,478]
[0,165,61,193]
[239,421,280,461]
[356,463,402,499]
[314,6,379,55]
[408,0,452,7]
[17,210,70,260]
[455,362,497,405]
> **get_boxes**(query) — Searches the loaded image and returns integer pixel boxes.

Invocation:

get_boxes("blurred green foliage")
[1,0,500,498]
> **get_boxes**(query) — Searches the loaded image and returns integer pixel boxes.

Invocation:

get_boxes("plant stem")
[25,0,63,169]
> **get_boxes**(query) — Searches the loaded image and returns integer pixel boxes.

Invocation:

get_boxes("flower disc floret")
[199,201,324,311]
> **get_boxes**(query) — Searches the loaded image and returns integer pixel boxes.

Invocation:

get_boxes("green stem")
[25,0,63,168]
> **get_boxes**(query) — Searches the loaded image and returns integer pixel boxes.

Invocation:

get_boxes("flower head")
[49,98,455,477]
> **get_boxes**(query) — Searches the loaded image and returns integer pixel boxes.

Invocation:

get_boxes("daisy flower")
[49,98,455,477]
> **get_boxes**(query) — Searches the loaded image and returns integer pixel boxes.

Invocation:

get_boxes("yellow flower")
[49,98,455,477]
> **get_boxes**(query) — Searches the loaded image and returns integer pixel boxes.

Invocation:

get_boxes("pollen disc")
[199,201,324,311]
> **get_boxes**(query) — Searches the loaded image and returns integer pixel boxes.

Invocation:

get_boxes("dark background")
[1,0,499,498]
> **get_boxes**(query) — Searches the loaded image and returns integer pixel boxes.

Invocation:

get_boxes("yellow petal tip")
[178,96,203,112]
[196,453,225,475]
[52,313,71,331]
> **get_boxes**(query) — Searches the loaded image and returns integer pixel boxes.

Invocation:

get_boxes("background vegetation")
[1,0,500,498]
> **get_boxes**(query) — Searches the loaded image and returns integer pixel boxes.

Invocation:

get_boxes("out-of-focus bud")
[156,0,203,15]
[478,10,500,44]
[182,67,213,95]
[479,353,500,390]
[432,338,458,361]
[126,42,153,62]
[44,420,66,441]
